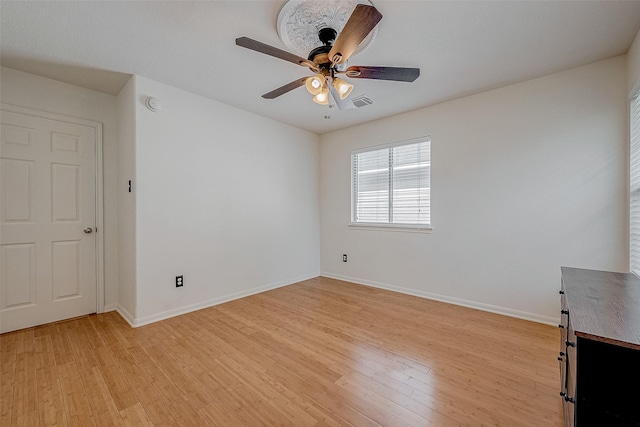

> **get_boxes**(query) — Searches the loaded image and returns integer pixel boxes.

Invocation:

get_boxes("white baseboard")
[102,303,118,313]
[115,304,136,328]
[126,272,320,328]
[320,272,559,326]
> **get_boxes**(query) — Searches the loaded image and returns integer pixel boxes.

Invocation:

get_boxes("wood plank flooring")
[1,277,563,426]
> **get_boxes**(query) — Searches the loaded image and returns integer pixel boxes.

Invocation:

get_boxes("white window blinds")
[352,138,430,226]
[630,94,640,275]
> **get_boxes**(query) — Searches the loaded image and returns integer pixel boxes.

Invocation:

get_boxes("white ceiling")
[2,1,640,135]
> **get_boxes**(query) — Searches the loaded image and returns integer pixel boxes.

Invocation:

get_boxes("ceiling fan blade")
[329,4,382,64]
[236,37,317,70]
[328,82,356,110]
[345,66,420,82]
[262,77,308,99]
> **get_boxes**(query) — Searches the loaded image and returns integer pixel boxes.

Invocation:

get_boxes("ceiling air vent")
[352,95,374,108]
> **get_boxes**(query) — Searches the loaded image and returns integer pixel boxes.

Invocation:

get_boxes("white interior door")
[1,110,97,333]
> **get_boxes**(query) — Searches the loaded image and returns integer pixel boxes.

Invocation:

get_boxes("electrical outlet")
[176,275,183,287]
[343,254,347,262]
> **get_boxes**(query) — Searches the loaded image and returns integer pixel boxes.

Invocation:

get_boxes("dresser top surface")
[561,266,640,350]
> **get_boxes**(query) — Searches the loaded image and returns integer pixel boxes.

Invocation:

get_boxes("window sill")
[348,223,433,233]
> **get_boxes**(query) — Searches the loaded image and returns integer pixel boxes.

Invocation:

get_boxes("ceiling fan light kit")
[305,73,325,95]
[313,87,329,105]
[235,0,420,109]
[333,77,354,99]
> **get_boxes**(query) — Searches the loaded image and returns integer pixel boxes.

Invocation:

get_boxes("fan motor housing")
[308,28,337,67]
[308,46,331,65]
[318,27,337,45]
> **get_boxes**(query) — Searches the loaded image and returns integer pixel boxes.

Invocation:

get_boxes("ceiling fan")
[235,3,420,109]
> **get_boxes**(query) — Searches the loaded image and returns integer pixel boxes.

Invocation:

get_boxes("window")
[351,137,430,229]
[631,94,640,275]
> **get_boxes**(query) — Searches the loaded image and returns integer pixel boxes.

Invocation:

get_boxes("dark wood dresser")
[559,267,640,426]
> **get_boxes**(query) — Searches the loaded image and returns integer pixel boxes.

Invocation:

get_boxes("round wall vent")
[145,97,163,112]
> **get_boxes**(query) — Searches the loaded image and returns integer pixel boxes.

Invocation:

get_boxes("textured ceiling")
[2,1,640,134]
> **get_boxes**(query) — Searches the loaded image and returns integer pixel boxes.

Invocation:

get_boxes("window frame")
[630,93,640,275]
[350,136,432,232]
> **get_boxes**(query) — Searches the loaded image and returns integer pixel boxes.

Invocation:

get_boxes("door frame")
[1,103,105,314]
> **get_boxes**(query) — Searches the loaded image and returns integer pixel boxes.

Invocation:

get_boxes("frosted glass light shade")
[305,74,325,95]
[333,78,353,99]
[313,87,329,105]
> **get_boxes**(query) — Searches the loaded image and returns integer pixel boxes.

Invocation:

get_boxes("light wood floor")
[1,277,563,426]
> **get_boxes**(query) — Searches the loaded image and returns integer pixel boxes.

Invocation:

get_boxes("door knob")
[84,227,93,234]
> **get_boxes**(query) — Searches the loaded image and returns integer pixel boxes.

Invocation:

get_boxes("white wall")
[628,29,640,95]
[2,53,629,328]
[0,67,120,309]
[115,76,137,321]
[320,56,628,323]
[131,76,320,325]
